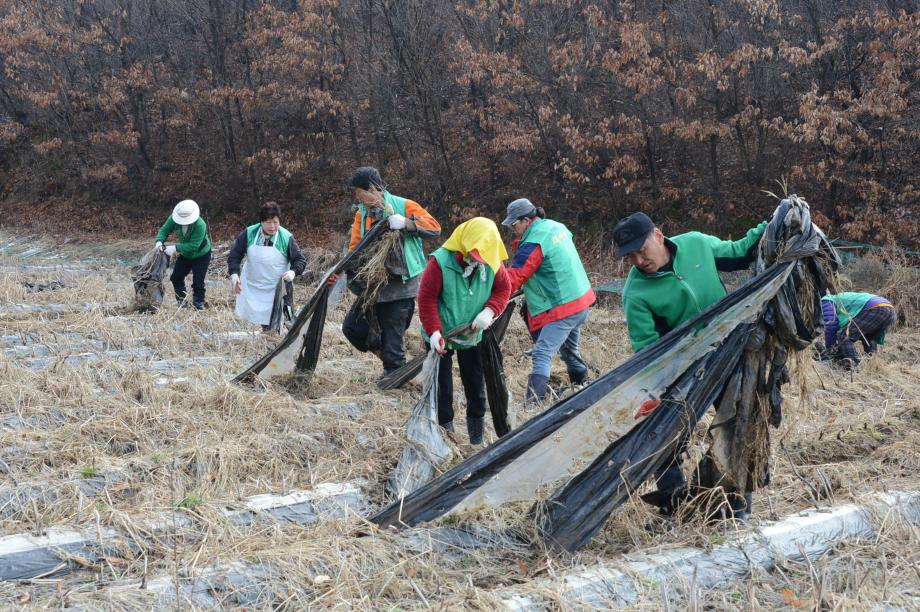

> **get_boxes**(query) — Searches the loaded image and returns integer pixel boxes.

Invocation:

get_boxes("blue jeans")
[531,307,589,379]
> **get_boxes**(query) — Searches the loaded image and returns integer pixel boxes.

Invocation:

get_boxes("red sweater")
[418,254,512,335]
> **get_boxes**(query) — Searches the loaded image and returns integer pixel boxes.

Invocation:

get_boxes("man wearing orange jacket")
[340,167,441,378]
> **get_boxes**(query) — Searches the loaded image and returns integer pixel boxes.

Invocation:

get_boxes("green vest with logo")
[423,248,495,350]
[245,224,292,258]
[520,218,591,316]
[358,192,426,280]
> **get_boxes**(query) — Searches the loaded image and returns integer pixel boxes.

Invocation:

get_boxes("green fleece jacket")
[623,222,767,352]
[155,217,211,260]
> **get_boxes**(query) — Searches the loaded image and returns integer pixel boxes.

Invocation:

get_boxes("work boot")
[641,486,688,517]
[440,421,454,433]
[568,368,588,386]
[728,491,753,523]
[467,417,485,445]
[525,374,550,404]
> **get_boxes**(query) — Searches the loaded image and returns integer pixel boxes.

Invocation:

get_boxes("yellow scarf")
[440,217,509,273]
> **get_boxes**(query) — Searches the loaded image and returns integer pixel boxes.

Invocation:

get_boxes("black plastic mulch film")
[372,197,839,551]
[234,221,387,382]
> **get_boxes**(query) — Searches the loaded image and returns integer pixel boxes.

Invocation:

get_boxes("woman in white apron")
[227,202,307,330]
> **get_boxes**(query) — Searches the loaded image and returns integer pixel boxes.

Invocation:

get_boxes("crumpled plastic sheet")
[538,196,839,550]
[372,197,838,545]
[388,351,454,498]
[235,222,386,382]
[131,247,169,312]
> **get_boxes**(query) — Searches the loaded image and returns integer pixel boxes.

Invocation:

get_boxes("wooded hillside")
[0,0,916,243]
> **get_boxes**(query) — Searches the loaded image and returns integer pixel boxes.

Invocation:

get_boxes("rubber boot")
[467,417,485,445]
[525,374,550,404]
[568,368,588,386]
[728,491,753,522]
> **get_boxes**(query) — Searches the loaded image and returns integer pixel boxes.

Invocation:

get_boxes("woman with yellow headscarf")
[417,217,512,446]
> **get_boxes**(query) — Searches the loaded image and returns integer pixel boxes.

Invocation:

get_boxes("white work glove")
[471,307,495,331]
[164,245,177,257]
[429,330,446,355]
[155,241,163,250]
[282,270,296,282]
[230,273,241,294]
[388,213,407,230]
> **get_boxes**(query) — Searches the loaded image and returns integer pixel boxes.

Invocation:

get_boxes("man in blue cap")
[613,211,767,520]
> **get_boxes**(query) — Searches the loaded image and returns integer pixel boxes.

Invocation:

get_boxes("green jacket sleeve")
[176,220,207,258]
[155,218,176,243]
[704,221,768,272]
[624,296,659,352]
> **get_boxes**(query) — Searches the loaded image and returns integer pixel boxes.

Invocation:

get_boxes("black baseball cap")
[612,212,655,257]
[349,166,384,191]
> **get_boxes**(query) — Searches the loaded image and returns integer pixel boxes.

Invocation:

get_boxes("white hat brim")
[172,208,200,225]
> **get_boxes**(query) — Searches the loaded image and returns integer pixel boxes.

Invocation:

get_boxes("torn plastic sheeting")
[536,324,751,551]
[0,526,125,581]
[388,350,454,498]
[480,301,516,437]
[403,523,527,557]
[3,340,107,358]
[0,473,129,520]
[503,492,920,610]
[0,302,120,317]
[235,221,387,382]
[157,562,281,609]
[268,278,295,334]
[228,483,366,527]
[294,283,330,373]
[372,199,833,532]
[20,353,250,372]
[536,197,836,551]
[371,261,794,529]
[377,293,521,392]
[19,348,155,369]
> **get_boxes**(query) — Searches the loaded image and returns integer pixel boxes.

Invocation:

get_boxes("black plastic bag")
[480,303,516,437]
[235,222,386,382]
[295,283,330,373]
[131,247,169,313]
[268,279,295,334]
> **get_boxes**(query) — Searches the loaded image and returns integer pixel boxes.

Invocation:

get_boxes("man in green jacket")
[155,199,212,310]
[613,211,767,519]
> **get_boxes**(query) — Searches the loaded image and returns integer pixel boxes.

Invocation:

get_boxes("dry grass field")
[0,231,917,610]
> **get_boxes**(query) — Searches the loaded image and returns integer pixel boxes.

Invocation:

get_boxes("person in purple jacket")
[820,292,896,368]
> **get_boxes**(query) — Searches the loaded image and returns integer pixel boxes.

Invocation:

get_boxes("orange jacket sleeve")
[404,200,441,239]
[348,210,364,251]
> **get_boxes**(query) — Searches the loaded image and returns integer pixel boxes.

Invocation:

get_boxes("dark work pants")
[837,306,897,364]
[342,297,414,373]
[436,345,487,427]
[654,429,690,497]
[171,250,211,306]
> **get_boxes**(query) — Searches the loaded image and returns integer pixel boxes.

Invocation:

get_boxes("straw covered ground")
[0,230,918,610]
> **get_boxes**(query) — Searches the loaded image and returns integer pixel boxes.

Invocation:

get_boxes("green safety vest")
[822,291,889,335]
[423,248,495,350]
[245,223,292,258]
[358,192,426,280]
[519,218,591,316]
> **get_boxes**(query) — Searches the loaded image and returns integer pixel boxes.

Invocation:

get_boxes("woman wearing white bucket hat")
[155,199,212,310]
